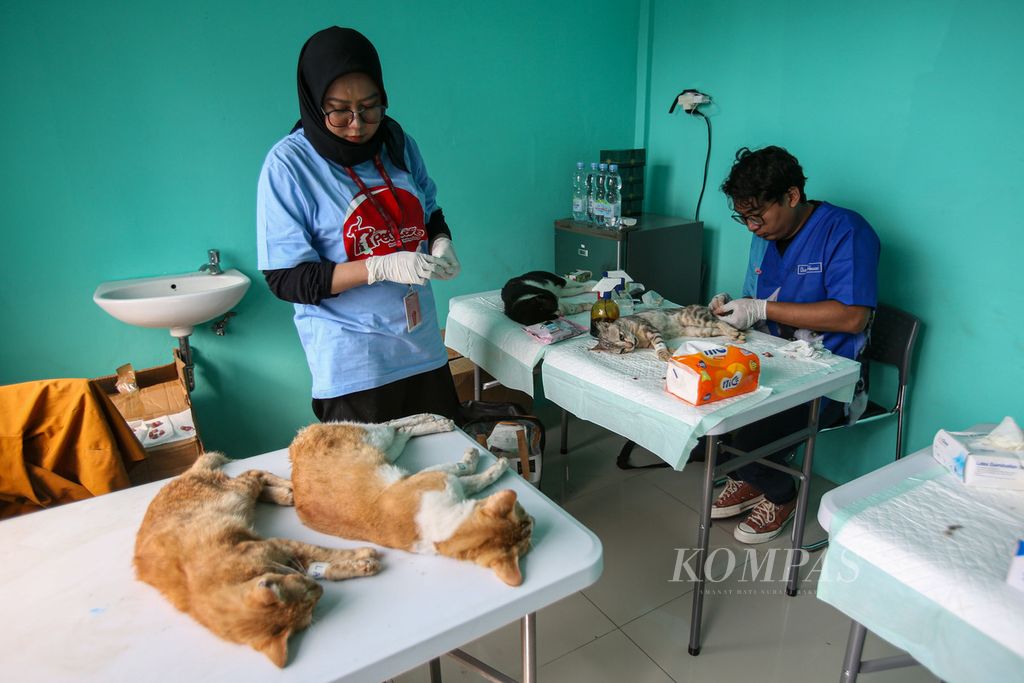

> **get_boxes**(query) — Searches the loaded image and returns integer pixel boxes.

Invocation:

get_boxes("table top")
[0,429,602,683]
[446,291,861,458]
[541,330,860,468]
[815,429,1024,681]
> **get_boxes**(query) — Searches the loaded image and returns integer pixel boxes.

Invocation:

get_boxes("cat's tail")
[189,451,230,472]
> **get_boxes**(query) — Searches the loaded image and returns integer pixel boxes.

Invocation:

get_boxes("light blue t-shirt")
[256,129,448,399]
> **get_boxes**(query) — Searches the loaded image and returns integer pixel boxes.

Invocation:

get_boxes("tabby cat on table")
[592,305,744,360]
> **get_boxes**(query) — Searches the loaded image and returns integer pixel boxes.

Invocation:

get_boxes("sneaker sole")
[732,513,794,544]
[710,494,765,519]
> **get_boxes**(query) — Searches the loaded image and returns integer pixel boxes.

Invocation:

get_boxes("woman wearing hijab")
[257,26,462,423]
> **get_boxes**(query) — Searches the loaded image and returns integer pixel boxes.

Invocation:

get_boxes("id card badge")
[403,287,422,332]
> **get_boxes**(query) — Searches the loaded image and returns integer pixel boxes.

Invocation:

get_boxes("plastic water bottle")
[593,163,609,227]
[606,163,622,229]
[613,282,634,316]
[572,162,587,221]
[585,162,599,223]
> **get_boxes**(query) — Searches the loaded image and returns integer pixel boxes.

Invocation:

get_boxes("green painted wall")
[5,0,1021,484]
[642,0,1024,481]
[0,1,641,457]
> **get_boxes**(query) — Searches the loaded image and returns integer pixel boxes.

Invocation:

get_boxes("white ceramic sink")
[93,269,251,338]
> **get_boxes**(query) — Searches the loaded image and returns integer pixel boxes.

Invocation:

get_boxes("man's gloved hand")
[365,251,445,286]
[707,292,733,314]
[714,297,767,330]
[430,236,461,280]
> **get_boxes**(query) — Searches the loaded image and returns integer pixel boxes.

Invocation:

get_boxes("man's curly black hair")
[720,145,807,208]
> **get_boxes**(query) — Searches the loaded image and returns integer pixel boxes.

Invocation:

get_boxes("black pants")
[311,364,461,424]
[713,400,845,504]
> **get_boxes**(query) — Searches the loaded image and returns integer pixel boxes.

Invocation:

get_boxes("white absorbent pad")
[444,291,547,395]
[540,330,854,469]
[818,468,1024,680]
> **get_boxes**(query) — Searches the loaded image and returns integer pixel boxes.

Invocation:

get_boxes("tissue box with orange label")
[666,345,760,406]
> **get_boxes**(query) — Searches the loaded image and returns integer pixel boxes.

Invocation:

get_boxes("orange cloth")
[0,379,146,519]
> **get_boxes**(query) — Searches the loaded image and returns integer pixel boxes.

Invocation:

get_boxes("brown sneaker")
[733,498,797,544]
[710,478,765,519]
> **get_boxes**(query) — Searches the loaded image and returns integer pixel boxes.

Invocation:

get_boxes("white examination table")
[0,428,602,682]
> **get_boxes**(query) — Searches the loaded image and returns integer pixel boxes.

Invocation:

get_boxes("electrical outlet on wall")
[676,90,711,113]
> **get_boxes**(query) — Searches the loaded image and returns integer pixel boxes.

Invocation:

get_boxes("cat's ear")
[491,553,523,586]
[256,630,291,668]
[482,489,518,517]
[247,576,284,607]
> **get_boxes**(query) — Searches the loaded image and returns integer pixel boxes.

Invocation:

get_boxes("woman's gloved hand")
[714,297,767,330]
[707,292,732,314]
[365,251,445,286]
[430,236,461,280]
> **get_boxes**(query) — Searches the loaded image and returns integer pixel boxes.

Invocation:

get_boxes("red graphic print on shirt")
[343,186,426,260]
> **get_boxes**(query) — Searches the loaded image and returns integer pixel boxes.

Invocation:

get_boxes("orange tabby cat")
[134,452,382,667]
[289,413,534,586]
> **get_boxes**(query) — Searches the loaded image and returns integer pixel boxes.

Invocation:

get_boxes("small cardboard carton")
[666,344,760,406]
[90,351,203,485]
[932,423,1024,491]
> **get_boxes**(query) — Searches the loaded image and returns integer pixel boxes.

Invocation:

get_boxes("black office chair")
[802,303,921,552]
[820,303,922,460]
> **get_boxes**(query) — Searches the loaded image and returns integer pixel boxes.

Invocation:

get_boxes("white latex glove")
[430,236,461,280]
[715,297,767,330]
[365,251,445,286]
[707,292,733,314]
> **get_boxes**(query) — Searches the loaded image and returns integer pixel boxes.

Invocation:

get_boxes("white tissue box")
[932,427,1024,490]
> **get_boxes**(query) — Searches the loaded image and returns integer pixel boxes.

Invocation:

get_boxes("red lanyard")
[344,155,407,249]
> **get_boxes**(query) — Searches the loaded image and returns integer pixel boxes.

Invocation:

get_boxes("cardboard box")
[666,344,761,406]
[932,428,1024,490]
[90,351,203,485]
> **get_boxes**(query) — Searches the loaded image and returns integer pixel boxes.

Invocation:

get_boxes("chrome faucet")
[199,249,222,275]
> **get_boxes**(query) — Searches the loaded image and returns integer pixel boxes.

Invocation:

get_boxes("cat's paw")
[351,547,379,560]
[273,486,294,506]
[490,457,511,477]
[352,556,383,576]
[656,348,672,361]
[460,447,481,471]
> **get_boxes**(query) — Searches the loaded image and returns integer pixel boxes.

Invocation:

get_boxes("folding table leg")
[840,620,867,682]
[522,612,537,682]
[787,397,820,596]
[688,434,719,656]
[560,409,569,454]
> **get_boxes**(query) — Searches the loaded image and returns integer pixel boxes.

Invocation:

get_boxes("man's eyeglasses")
[321,104,387,128]
[731,204,772,226]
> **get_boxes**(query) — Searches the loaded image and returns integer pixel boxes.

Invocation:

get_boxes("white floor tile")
[540,629,675,683]
[621,567,939,682]
[391,592,616,682]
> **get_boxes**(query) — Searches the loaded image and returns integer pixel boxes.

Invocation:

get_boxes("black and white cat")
[501,271,594,325]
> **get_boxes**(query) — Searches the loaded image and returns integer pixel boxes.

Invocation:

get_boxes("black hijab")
[295,26,407,170]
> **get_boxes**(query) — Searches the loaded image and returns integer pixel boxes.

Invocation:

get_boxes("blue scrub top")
[748,202,880,362]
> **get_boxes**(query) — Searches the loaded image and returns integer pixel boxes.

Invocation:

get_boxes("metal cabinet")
[554,214,703,305]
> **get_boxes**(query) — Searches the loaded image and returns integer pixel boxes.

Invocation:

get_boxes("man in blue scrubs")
[707,146,880,543]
